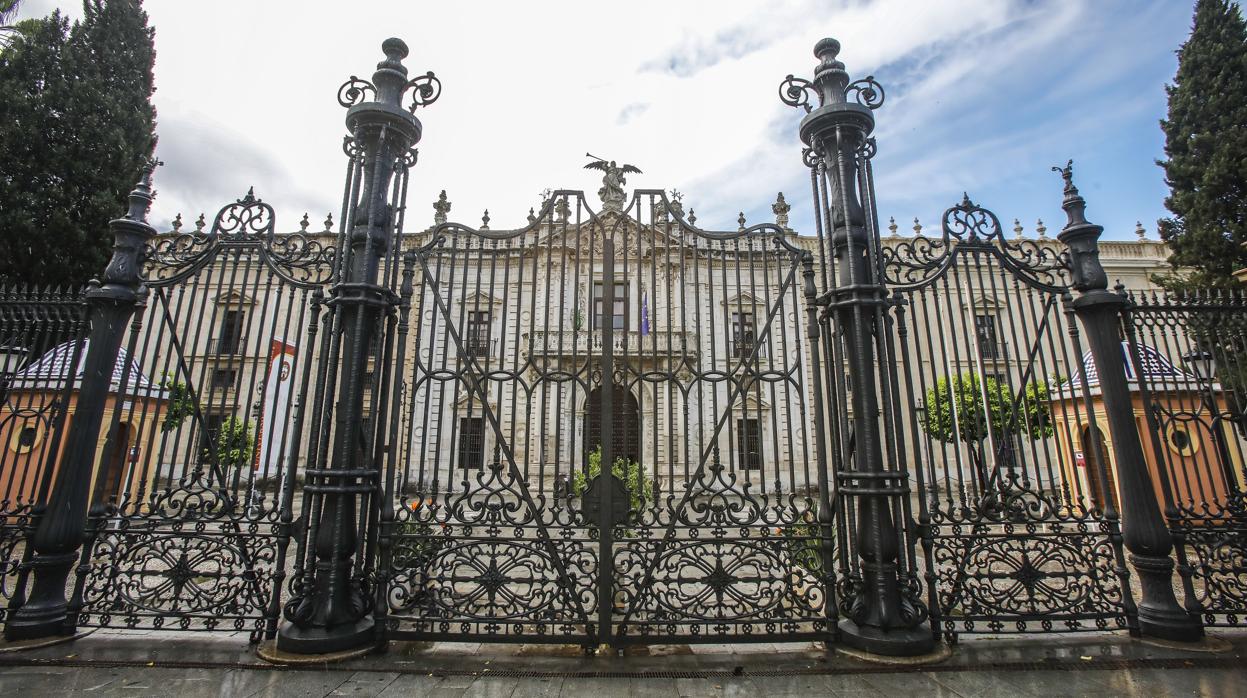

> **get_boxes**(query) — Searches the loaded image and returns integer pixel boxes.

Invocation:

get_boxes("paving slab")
[0,630,1242,697]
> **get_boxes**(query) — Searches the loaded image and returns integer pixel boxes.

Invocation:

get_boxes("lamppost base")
[1138,605,1204,643]
[276,616,376,655]
[838,618,934,657]
[4,602,73,642]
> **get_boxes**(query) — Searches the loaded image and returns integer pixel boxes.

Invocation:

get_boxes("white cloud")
[14,0,1189,241]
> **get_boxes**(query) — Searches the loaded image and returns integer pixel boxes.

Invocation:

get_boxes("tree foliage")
[207,416,255,471]
[1157,0,1247,288]
[158,372,197,433]
[921,373,1053,446]
[0,1,156,286]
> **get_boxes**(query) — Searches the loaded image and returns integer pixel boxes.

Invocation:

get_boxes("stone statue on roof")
[585,153,641,212]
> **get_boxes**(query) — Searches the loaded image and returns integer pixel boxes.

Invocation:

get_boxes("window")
[465,310,491,357]
[732,312,760,358]
[9,425,41,454]
[215,309,246,355]
[210,368,237,390]
[457,417,485,469]
[592,281,629,331]
[200,413,227,457]
[975,314,1000,359]
[736,418,763,470]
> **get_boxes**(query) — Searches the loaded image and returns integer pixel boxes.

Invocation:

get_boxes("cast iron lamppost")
[780,39,934,656]
[5,164,159,640]
[277,37,439,654]
[1056,161,1204,642]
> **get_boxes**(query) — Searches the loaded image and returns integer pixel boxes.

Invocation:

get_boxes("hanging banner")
[254,337,297,475]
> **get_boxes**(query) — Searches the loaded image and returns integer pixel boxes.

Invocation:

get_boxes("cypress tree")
[0,1,156,286]
[1157,0,1247,288]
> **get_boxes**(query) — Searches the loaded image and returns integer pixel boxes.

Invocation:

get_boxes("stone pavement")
[0,629,1244,697]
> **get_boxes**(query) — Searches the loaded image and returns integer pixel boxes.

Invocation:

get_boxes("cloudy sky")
[19,0,1195,240]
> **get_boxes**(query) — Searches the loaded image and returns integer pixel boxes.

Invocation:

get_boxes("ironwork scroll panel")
[0,286,88,616]
[607,193,827,645]
[885,198,1133,640]
[385,192,601,643]
[1125,291,1247,627]
[74,195,334,639]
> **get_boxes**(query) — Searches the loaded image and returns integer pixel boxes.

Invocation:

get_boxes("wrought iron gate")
[882,197,1135,640]
[380,190,832,646]
[69,192,335,638]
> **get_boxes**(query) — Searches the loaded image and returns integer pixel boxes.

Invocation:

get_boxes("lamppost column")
[780,38,933,656]
[1056,162,1203,642]
[277,38,436,654]
[5,166,158,640]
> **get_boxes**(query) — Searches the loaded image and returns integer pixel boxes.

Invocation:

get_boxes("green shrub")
[571,446,650,512]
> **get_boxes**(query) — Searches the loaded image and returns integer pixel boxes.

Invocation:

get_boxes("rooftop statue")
[584,153,641,212]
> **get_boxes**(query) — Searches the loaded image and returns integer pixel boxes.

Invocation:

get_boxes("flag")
[254,337,297,475]
[640,290,650,336]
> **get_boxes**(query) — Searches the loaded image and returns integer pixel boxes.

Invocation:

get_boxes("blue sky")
[17,0,1198,242]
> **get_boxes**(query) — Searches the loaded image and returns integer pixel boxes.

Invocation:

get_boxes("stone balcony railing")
[526,330,700,358]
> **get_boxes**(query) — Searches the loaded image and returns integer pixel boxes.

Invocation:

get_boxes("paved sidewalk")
[0,630,1243,697]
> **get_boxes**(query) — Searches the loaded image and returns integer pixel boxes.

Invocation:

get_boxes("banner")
[254,337,297,475]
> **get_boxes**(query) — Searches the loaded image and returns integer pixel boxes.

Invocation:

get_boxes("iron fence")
[1125,290,1247,627]
[0,286,87,616]
[0,35,1222,656]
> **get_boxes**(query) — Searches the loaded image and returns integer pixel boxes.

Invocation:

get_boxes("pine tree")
[1157,0,1247,288]
[0,1,156,286]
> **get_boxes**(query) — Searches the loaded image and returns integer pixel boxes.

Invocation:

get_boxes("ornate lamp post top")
[337,38,441,146]
[779,37,885,147]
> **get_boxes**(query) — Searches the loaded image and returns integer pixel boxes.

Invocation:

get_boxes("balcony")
[527,330,699,359]
[460,337,498,359]
[207,337,246,355]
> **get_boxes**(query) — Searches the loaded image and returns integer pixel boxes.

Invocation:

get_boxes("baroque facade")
[49,183,1177,509]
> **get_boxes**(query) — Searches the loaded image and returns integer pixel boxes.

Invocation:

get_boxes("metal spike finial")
[888,216,898,236]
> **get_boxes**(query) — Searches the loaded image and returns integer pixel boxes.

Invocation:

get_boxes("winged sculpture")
[585,154,642,212]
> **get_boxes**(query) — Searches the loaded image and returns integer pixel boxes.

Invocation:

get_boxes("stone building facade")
[84,186,1175,508]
